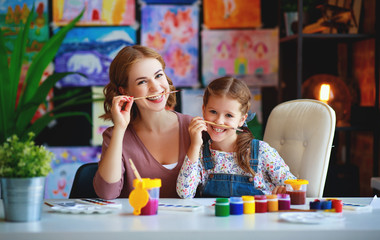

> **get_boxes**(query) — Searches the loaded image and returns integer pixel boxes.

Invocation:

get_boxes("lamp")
[302,74,351,127]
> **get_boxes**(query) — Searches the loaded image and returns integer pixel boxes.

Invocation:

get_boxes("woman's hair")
[100,45,176,121]
[203,76,255,176]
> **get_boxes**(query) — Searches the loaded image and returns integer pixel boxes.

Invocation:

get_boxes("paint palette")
[158,203,204,212]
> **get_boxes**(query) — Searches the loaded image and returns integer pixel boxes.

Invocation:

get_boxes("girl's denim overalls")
[201,139,264,197]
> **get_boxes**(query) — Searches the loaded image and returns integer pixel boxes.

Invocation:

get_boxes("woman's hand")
[272,185,287,194]
[111,95,134,130]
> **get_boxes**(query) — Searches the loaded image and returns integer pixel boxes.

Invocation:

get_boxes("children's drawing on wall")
[92,87,112,146]
[143,0,197,3]
[45,146,102,199]
[55,27,136,87]
[203,0,261,29]
[0,0,49,60]
[202,29,278,87]
[141,4,199,87]
[52,0,135,26]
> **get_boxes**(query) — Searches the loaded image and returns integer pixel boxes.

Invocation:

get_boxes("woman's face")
[203,95,247,144]
[127,58,170,112]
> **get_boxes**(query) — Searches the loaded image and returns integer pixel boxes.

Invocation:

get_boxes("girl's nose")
[215,115,224,124]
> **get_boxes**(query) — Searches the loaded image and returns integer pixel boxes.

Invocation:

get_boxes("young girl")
[176,77,296,198]
[93,45,192,199]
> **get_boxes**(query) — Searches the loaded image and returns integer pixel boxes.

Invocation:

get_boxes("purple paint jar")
[278,194,291,210]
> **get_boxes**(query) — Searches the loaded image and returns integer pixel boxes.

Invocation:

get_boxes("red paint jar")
[254,195,267,213]
[278,194,291,210]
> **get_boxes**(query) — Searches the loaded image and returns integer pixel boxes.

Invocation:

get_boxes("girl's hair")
[100,45,176,121]
[203,76,255,176]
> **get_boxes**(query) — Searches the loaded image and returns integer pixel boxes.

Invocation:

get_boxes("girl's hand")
[188,116,207,149]
[111,95,134,130]
[272,185,287,194]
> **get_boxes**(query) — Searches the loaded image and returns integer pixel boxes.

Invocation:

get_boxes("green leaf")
[9,5,35,116]
[0,28,10,141]
[14,72,76,134]
[19,8,84,107]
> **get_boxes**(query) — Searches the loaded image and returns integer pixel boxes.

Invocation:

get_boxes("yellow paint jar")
[242,195,255,214]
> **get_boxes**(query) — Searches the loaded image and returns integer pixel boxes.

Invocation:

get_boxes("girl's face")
[203,95,247,144]
[127,58,170,112]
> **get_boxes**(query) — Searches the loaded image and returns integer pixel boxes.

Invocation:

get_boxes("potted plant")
[0,6,90,222]
[0,6,90,145]
[0,133,53,222]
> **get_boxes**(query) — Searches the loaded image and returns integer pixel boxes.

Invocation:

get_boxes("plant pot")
[1,177,45,222]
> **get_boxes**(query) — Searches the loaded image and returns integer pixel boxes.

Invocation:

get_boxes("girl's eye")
[210,110,217,114]
[226,113,233,118]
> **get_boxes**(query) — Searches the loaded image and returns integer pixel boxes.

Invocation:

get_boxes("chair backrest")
[69,162,99,198]
[263,99,336,198]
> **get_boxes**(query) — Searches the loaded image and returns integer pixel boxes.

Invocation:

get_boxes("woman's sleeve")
[176,152,204,199]
[93,128,125,200]
[260,141,296,186]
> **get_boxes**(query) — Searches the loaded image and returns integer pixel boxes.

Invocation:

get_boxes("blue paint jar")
[321,200,332,210]
[230,197,243,215]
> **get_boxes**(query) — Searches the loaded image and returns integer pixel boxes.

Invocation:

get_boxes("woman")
[94,45,192,199]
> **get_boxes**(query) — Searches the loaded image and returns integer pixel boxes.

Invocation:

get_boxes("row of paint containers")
[215,194,290,217]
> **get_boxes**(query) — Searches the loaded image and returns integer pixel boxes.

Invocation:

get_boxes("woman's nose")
[148,79,161,91]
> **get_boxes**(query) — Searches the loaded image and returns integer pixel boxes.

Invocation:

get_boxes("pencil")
[129,158,142,181]
[204,120,245,132]
[133,90,180,100]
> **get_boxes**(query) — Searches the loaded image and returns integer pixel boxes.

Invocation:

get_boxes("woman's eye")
[137,80,147,85]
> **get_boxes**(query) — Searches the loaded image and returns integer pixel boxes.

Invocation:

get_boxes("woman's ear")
[239,113,248,127]
[118,87,126,95]
[202,105,205,117]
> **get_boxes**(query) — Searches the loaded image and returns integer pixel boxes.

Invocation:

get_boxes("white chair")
[263,99,336,198]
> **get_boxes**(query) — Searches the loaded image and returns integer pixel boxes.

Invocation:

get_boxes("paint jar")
[129,178,161,215]
[242,196,255,214]
[284,179,309,205]
[266,194,278,212]
[254,195,267,213]
[278,194,291,210]
[215,198,230,217]
[332,199,343,213]
[230,197,243,215]
[310,200,322,210]
[321,200,332,210]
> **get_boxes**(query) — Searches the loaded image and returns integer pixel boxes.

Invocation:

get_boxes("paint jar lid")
[266,194,278,200]
[242,195,255,202]
[278,193,290,200]
[216,198,229,204]
[254,195,267,200]
[230,197,243,204]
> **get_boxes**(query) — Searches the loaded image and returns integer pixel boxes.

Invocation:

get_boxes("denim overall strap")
[249,139,259,173]
[202,140,214,170]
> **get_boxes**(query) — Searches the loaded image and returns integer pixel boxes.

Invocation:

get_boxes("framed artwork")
[141,4,199,87]
[91,87,112,146]
[203,0,261,29]
[52,0,135,26]
[142,0,198,4]
[45,146,102,199]
[202,29,279,87]
[55,26,136,87]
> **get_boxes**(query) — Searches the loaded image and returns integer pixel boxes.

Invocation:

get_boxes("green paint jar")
[215,198,230,217]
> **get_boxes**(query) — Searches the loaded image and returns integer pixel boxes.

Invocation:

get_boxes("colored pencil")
[133,90,180,100]
[204,120,245,132]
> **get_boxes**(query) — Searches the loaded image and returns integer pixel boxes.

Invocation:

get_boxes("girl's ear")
[239,113,248,127]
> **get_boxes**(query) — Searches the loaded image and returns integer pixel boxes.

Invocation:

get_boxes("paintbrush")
[204,120,245,132]
[133,90,180,100]
[129,158,142,181]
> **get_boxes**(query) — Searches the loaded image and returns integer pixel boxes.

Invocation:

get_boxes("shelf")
[280,33,374,43]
